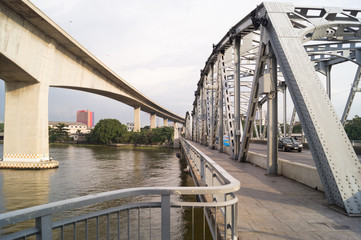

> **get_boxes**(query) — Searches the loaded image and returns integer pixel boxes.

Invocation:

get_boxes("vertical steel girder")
[234,37,241,159]
[283,84,287,136]
[200,76,208,145]
[218,53,224,153]
[211,61,221,149]
[267,46,278,175]
[205,76,211,145]
[263,2,361,214]
[209,65,215,149]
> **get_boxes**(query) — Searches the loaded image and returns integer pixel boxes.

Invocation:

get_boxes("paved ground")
[191,141,361,240]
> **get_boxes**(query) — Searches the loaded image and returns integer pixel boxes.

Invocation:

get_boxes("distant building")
[77,110,94,127]
[49,121,91,134]
[127,122,134,132]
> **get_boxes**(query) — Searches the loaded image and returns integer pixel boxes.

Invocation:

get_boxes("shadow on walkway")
[190,141,361,240]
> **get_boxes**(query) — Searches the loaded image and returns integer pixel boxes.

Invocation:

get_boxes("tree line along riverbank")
[49,119,175,146]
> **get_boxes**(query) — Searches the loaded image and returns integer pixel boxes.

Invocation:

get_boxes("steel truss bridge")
[1,2,361,240]
[186,2,361,215]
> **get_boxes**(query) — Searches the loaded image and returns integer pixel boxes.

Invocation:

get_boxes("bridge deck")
[191,141,361,240]
[249,143,361,167]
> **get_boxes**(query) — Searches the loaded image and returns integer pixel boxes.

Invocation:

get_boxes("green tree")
[293,124,302,133]
[0,123,4,132]
[91,119,127,144]
[48,126,57,142]
[344,115,361,140]
[129,131,143,144]
[55,123,69,137]
[49,123,69,142]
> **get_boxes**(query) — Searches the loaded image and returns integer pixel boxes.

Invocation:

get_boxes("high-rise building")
[76,110,94,127]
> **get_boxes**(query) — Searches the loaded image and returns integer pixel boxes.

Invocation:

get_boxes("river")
[0,144,209,239]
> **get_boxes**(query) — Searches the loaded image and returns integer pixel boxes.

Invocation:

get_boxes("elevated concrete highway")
[0,0,184,164]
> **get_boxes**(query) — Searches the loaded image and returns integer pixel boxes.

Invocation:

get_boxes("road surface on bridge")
[191,141,361,240]
[249,143,361,167]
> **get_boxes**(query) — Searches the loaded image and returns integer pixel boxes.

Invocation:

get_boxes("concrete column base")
[3,153,50,162]
[0,160,59,169]
[3,81,51,164]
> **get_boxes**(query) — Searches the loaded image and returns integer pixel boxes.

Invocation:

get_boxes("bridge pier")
[163,118,168,127]
[173,122,180,148]
[1,81,58,169]
[0,1,184,169]
[150,113,156,128]
[134,107,141,132]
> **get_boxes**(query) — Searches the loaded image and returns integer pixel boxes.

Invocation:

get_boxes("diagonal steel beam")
[263,2,361,214]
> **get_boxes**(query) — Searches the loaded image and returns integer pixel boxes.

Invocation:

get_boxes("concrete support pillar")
[150,113,156,129]
[134,107,141,132]
[173,122,180,148]
[3,82,49,162]
[163,118,168,127]
[267,50,278,175]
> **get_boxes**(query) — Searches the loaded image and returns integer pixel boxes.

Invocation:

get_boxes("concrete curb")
[247,152,324,191]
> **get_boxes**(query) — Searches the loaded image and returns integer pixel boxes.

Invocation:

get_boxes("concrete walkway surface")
[191,141,361,240]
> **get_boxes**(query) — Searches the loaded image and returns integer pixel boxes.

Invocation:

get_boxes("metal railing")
[0,138,240,240]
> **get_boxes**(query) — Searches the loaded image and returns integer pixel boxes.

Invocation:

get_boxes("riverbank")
[49,142,173,149]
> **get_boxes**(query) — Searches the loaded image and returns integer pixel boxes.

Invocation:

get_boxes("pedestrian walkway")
[191,141,361,240]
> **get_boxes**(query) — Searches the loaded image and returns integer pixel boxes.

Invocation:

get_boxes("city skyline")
[0,0,359,126]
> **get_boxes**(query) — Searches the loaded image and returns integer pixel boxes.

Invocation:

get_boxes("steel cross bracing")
[189,2,361,215]
[200,76,208,145]
[205,75,212,143]
[210,62,220,149]
[221,48,236,158]
[305,43,361,125]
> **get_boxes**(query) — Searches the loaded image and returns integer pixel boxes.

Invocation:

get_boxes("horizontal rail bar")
[52,202,162,229]
[0,227,39,240]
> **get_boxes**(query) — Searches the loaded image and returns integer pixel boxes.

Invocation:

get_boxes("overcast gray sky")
[0,0,360,126]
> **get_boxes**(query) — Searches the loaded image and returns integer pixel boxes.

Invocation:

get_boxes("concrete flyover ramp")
[0,0,184,165]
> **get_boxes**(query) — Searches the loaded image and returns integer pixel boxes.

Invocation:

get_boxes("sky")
[0,0,360,126]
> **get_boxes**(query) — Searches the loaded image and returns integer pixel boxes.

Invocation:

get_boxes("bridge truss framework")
[188,2,361,215]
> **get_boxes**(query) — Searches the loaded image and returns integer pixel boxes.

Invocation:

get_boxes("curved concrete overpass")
[0,0,184,123]
[0,0,184,163]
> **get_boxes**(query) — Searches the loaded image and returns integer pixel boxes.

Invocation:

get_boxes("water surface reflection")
[0,144,197,239]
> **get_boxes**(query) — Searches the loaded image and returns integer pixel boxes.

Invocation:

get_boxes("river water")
[0,144,208,239]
